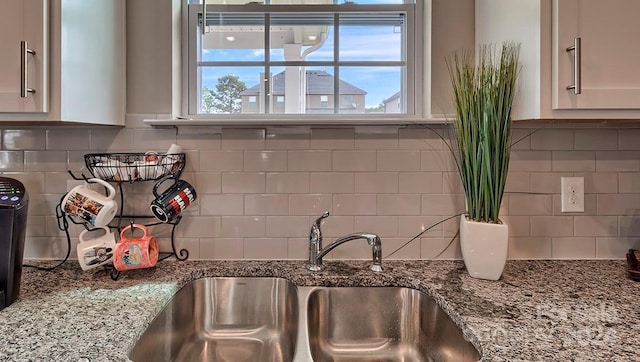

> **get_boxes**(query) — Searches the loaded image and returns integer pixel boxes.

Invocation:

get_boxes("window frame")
[182,1,423,125]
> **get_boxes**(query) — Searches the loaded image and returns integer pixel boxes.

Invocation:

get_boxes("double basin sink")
[129,277,480,362]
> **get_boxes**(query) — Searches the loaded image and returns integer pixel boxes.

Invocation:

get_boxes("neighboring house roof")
[382,91,400,104]
[241,70,367,96]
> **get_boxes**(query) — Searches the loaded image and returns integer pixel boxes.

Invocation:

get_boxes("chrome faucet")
[308,211,383,272]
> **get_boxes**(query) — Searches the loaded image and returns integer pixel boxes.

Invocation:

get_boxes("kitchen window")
[184,0,420,123]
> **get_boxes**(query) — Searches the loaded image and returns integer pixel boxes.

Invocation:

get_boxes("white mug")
[77,227,116,271]
[62,178,118,227]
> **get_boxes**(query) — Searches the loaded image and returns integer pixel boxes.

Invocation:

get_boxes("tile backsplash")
[2,116,640,261]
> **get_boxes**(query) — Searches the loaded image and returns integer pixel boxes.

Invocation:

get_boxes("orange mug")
[113,224,159,271]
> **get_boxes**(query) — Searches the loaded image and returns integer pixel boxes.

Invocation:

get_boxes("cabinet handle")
[20,41,36,98]
[565,37,581,95]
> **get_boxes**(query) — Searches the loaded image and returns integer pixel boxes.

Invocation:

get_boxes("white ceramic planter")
[460,216,508,281]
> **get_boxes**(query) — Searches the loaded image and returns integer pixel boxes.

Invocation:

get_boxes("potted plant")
[447,42,520,280]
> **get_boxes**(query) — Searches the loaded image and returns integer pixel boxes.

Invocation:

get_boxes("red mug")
[113,224,159,271]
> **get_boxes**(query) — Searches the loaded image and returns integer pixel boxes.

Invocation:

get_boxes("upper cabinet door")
[0,0,47,113]
[554,0,640,109]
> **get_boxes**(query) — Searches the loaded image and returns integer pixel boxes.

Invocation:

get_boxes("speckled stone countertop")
[0,260,637,361]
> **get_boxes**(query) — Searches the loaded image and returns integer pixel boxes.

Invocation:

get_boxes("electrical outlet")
[561,177,584,212]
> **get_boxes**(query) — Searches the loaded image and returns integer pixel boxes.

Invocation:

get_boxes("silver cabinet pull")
[565,37,581,95]
[20,41,36,98]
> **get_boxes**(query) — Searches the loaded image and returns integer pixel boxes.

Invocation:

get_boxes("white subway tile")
[244,151,287,171]
[575,129,617,150]
[398,216,443,237]
[310,128,355,149]
[355,172,398,193]
[244,238,288,259]
[354,216,398,237]
[288,150,332,171]
[177,131,221,151]
[509,194,552,216]
[325,238,371,259]
[504,172,530,193]
[221,172,265,193]
[501,215,531,237]
[529,172,572,194]
[174,217,220,238]
[288,194,333,215]
[596,237,640,258]
[552,237,596,259]
[420,237,462,259]
[200,238,244,260]
[245,194,289,215]
[265,131,310,150]
[377,150,420,171]
[200,194,243,216]
[130,128,176,152]
[287,238,308,259]
[383,238,421,260]
[508,238,552,259]
[596,151,640,172]
[3,129,46,150]
[332,150,376,171]
[377,194,421,215]
[509,151,552,172]
[442,172,464,194]
[333,194,377,215]
[399,172,443,193]
[194,172,222,194]
[421,194,466,215]
[310,172,354,193]
[618,129,640,150]
[90,128,133,151]
[552,194,596,216]
[530,216,574,237]
[220,216,265,237]
[574,215,617,237]
[398,127,445,150]
[221,129,266,150]
[355,133,398,150]
[265,216,310,237]
[321,216,355,237]
[24,151,67,172]
[597,194,640,215]
[530,129,573,150]
[510,128,532,150]
[199,150,243,172]
[619,216,640,237]
[46,129,91,150]
[0,151,24,171]
[266,172,310,193]
[551,151,595,172]
[420,150,457,171]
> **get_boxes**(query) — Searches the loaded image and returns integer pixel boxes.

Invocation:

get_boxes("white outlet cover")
[561,177,585,213]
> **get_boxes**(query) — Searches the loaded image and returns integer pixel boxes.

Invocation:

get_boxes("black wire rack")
[84,152,186,182]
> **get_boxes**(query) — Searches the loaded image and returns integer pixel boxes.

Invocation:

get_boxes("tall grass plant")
[446,42,520,223]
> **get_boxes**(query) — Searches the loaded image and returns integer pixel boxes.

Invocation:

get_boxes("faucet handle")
[313,211,330,227]
[310,211,330,243]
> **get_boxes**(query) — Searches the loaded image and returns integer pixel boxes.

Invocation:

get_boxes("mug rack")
[63,152,190,280]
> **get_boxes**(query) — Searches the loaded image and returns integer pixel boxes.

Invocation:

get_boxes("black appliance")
[0,177,29,311]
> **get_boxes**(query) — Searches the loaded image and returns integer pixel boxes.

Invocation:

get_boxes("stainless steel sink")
[130,279,480,362]
[303,287,480,362]
[129,277,299,362]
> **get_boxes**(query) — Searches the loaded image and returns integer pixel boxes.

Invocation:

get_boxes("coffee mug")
[62,178,118,227]
[113,224,159,271]
[77,227,116,271]
[150,175,197,223]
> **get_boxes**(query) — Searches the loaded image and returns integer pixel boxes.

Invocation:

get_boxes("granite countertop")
[0,259,637,361]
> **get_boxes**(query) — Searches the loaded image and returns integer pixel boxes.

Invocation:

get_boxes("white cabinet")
[0,0,48,113]
[554,0,640,110]
[476,0,640,120]
[0,0,125,125]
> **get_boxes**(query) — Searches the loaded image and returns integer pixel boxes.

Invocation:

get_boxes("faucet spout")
[308,212,384,273]
[316,232,383,272]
